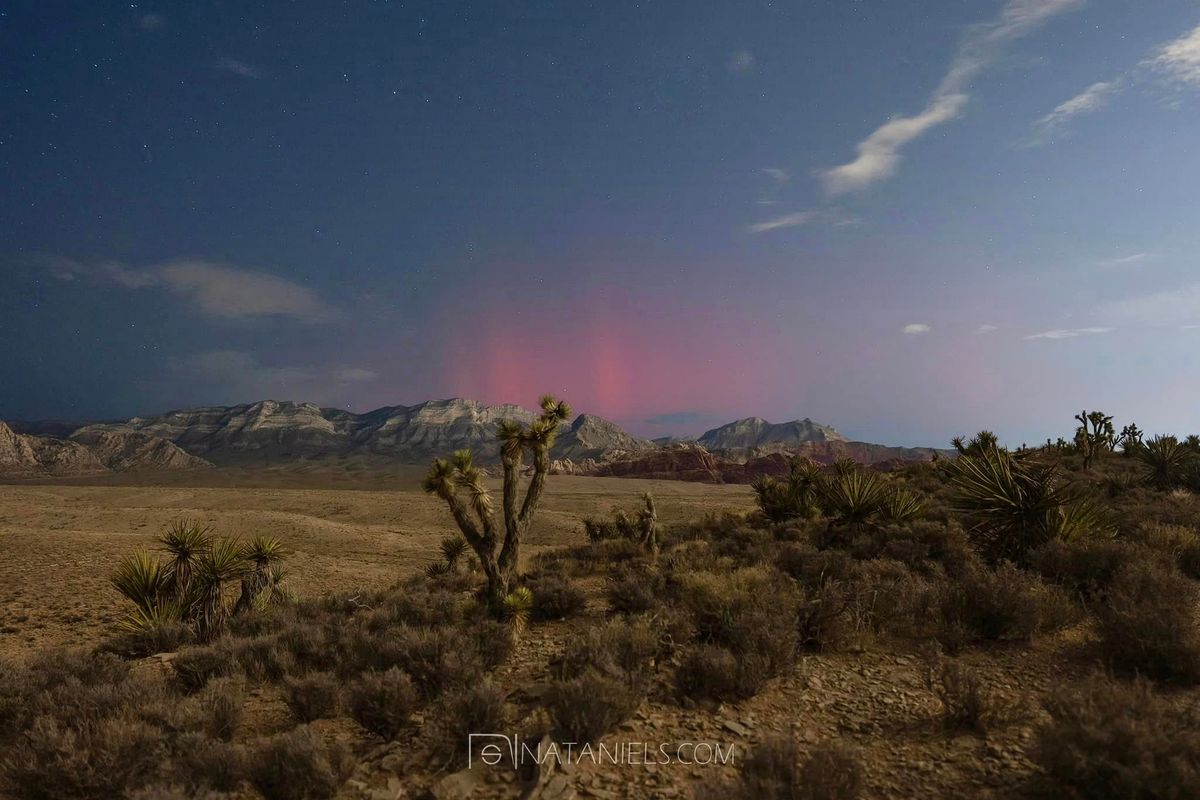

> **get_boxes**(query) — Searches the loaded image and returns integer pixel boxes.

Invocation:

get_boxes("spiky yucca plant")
[752,457,823,522]
[881,488,926,524]
[424,394,571,606]
[233,535,288,615]
[111,548,175,626]
[192,537,248,641]
[948,448,1109,564]
[159,519,213,598]
[819,467,890,530]
[440,536,469,567]
[1135,434,1195,490]
[501,586,534,641]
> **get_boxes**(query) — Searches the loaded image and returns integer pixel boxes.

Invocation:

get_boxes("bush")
[557,617,660,685]
[545,670,642,742]
[1133,523,1200,580]
[922,651,1026,734]
[282,671,341,722]
[676,644,755,701]
[528,573,587,621]
[167,732,245,792]
[711,735,864,800]
[249,726,355,800]
[1033,676,1200,799]
[1095,559,1200,683]
[197,677,244,741]
[796,581,853,651]
[173,643,237,693]
[429,680,507,765]
[933,562,1078,652]
[104,617,192,658]
[348,668,418,739]
[606,563,663,615]
[1032,539,1148,602]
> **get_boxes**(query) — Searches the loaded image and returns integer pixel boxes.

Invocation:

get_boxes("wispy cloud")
[138,13,165,32]
[822,0,1082,193]
[162,351,373,403]
[1029,80,1122,144]
[903,323,932,335]
[728,51,756,74]
[43,256,332,321]
[1147,22,1200,87]
[1095,252,1158,268]
[761,168,789,183]
[1024,327,1112,340]
[746,208,859,234]
[217,57,262,79]
[336,367,379,382]
[975,324,1000,334]
[1028,22,1200,143]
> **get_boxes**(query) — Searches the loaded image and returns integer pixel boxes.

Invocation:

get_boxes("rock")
[0,420,108,477]
[721,719,751,737]
[698,416,845,451]
[427,768,481,800]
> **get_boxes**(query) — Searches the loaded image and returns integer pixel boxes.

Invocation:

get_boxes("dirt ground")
[0,472,754,657]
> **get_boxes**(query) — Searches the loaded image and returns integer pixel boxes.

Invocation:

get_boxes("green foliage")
[1135,434,1195,489]
[948,448,1110,564]
[752,458,823,522]
[817,467,890,530]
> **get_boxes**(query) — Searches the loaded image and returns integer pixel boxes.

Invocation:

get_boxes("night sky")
[3,1,1200,446]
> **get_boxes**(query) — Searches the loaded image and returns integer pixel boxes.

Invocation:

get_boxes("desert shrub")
[933,563,1077,652]
[545,670,642,742]
[1032,676,1200,799]
[842,559,931,639]
[282,671,341,722]
[172,643,237,693]
[922,651,1026,734]
[606,562,663,615]
[277,621,341,673]
[348,668,418,739]
[197,677,244,741]
[1095,559,1200,683]
[130,786,233,800]
[795,581,853,651]
[166,732,245,792]
[428,680,507,765]
[232,634,295,681]
[776,545,857,585]
[3,715,164,800]
[1032,538,1149,602]
[104,617,193,658]
[712,736,863,800]
[668,567,799,694]
[249,725,355,800]
[527,573,587,621]
[870,521,973,577]
[557,617,660,686]
[817,467,891,532]
[1132,522,1200,580]
[1135,435,1196,489]
[675,644,763,701]
[347,625,490,697]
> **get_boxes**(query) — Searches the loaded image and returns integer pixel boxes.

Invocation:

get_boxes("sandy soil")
[0,473,754,657]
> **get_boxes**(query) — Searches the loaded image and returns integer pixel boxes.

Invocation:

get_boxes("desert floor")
[0,473,754,657]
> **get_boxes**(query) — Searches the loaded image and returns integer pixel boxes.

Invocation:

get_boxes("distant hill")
[13,399,948,478]
[0,421,209,478]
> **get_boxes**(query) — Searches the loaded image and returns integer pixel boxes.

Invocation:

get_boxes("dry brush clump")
[701,735,864,800]
[1032,675,1200,799]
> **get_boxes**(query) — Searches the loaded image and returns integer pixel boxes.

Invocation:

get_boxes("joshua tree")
[637,492,658,554]
[951,431,1000,457]
[1118,423,1144,452]
[193,537,248,641]
[751,457,823,522]
[159,519,212,604]
[1074,410,1115,469]
[233,535,288,615]
[424,394,571,605]
[1135,435,1195,490]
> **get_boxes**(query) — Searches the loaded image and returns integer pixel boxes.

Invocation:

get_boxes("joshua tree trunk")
[424,395,571,607]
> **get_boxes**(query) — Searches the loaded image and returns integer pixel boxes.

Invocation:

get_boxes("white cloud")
[44,256,333,321]
[761,168,789,183]
[217,57,262,79]
[822,0,1083,193]
[1147,23,1200,87]
[975,324,1000,334]
[746,209,860,234]
[903,323,932,335]
[164,351,375,403]
[1029,80,1122,142]
[728,51,756,74]
[1024,327,1112,340]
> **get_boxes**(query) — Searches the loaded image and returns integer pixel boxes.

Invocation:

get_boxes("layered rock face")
[592,444,725,483]
[70,429,212,472]
[697,416,846,452]
[552,414,653,461]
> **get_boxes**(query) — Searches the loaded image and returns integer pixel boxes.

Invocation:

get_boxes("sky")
[2,0,1200,446]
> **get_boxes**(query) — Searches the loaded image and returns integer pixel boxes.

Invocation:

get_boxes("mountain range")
[2,398,947,480]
